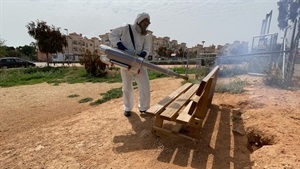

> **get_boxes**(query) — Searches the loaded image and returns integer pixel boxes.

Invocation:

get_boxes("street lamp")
[201,41,205,66]
[64,28,69,63]
[202,41,205,46]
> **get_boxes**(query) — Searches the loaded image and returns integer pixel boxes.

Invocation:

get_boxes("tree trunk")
[46,53,49,67]
[284,18,298,86]
[285,42,298,86]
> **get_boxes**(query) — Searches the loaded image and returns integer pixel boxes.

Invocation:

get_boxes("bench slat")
[160,84,199,120]
[176,100,194,125]
[191,95,200,103]
[176,80,208,124]
[146,83,193,116]
[194,77,214,119]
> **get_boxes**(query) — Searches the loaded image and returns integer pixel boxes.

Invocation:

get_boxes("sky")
[0,0,282,48]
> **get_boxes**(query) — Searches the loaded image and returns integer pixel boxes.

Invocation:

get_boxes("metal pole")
[260,19,265,35]
[64,28,69,64]
[267,10,272,34]
[282,37,286,79]
[184,46,189,77]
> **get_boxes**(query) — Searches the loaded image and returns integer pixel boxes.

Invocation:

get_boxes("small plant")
[68,94,80,98]
[78,97,93,103]
[90,87,122,106]
[216,78,245,94]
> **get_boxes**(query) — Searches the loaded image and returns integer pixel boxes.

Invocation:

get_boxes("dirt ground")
[0,75,299,169]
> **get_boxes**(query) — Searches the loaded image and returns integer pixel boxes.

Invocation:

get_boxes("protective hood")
[133,12,150,35]
[134,12,150,25]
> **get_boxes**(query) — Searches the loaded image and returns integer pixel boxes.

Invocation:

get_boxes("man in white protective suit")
[109,12,151,117]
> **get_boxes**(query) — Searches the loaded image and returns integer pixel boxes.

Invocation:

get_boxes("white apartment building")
[38,30,221,62]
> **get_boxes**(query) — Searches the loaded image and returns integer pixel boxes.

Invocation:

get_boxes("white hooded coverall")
[109,12,151,112]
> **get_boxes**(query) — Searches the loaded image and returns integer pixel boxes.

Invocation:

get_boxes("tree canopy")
[26,20,67,66]
[16,43,37,61]
[277,0,300,30]
[0,38,7,57]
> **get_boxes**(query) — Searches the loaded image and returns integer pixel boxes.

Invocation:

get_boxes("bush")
[218,65,248,77]
[216,78,245,94]
[263,68,286,88]
[79,51,107,77]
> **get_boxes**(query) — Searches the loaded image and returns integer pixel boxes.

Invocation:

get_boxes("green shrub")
[216,78,245,94]
[218,66,248,77]
[0,67,123,87]
[79,51,107,77]
[78,97,93,103]
[90,87,122,106]
[263,68,286,88]
[68,94,80,98]
[148,70,167,79]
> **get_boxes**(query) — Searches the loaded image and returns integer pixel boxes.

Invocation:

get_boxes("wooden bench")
[146,66,220,141]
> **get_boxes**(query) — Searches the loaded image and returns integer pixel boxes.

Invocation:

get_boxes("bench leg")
[178,117,203,140]
[152,117,203,141]
[153,115,163,127]
[189,117,203,128]
[152,115,164,135]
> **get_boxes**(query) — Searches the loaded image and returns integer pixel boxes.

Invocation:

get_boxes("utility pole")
[184,46,189,77]
[201,41,205,66]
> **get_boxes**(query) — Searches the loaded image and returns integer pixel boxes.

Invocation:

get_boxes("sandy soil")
[0,76,299,169]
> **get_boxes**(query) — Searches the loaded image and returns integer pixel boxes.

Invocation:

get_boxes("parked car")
[0,57,36,69]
